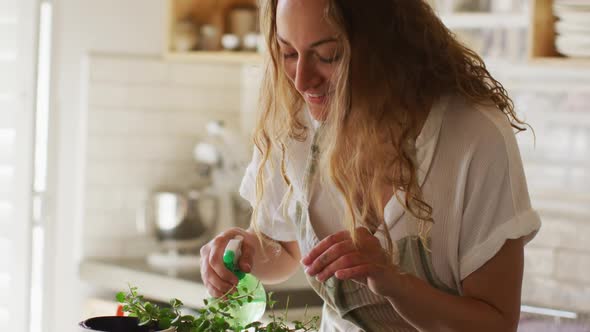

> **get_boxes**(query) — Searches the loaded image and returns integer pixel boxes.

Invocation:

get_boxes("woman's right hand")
[199,227,257,298]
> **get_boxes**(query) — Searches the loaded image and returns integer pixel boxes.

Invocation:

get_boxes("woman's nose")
[294,57,321,93]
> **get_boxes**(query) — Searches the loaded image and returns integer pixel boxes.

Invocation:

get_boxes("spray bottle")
[223,235,267,329]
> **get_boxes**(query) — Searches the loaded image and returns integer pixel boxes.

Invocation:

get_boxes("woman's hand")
[199,227,257,298]
[301,227,399,297]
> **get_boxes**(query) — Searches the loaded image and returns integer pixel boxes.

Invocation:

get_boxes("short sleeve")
[458,113,542,281]
[239,147,298,242]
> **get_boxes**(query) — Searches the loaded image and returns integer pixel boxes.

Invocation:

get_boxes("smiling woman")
[274,0,342,120]
[199,1,542,331]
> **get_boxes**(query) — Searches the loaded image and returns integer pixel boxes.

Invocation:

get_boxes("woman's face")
[276,0,342,121]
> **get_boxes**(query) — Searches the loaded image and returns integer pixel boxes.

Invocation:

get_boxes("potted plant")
[79,285,320,332]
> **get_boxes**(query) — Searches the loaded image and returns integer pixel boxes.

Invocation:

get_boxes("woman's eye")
[317,53,341,64]
[283,52,298,59]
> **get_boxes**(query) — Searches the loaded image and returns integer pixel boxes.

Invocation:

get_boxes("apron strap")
[302,124,323,202]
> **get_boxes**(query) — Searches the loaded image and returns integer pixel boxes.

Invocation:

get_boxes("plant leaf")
[116,292,126,303]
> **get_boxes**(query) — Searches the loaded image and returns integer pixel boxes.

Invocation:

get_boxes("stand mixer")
[139,186,218,272]
[138,121,251,272]
[193,121,252,233]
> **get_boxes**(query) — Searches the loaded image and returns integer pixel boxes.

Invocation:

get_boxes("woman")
[200,0,542,331]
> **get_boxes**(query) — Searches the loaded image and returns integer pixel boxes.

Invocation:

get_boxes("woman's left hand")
[301,227,399,297]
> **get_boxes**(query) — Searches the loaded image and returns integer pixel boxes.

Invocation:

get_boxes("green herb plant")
[116,285,320,332]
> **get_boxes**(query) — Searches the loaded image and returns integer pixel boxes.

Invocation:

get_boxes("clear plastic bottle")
[222,236,266,329]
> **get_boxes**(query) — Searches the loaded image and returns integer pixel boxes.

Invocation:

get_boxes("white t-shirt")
[239,95,541,294]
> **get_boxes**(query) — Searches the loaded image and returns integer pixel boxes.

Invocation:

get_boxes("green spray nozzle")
[223,236,246,280]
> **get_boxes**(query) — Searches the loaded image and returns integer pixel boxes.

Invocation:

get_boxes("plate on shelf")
[554,0,590,13]
[556,35,590,58]
[556,20,590,34]
[555,12,590,26]
[554,8,590,25]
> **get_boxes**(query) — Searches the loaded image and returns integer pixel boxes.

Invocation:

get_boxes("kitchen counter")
[79,257,322,310]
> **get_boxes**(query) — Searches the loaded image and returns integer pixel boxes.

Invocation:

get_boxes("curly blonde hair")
[251,0,527,255]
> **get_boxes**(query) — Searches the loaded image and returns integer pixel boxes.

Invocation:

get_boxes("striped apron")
[293,126,459,332]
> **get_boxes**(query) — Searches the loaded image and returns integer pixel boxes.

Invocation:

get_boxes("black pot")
[79,316,174,332]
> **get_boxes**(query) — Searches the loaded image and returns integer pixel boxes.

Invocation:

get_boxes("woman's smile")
[304,91,331,105]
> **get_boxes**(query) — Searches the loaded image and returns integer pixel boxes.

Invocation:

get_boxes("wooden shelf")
[163,50,262,64]
[528,56,590,67]
[529,0,590,66]
[161,0,590,67]
[165,0,259,64]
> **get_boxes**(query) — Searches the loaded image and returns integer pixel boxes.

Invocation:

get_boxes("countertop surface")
[79,257,321,309]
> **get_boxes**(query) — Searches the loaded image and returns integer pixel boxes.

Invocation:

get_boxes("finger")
[209,239,240,286]
[199,245,211,280]
[355,226,373,239]
[208,281,238,300]
[238,240,255,273]
[352,226,382,250]
[301,230,351,266]
[204,265,235,294]
[203,261,235,300]
[334,264,377,280]
[315,253,365,282]
[205,279,226,298]
[305,240,356,276]
[202,254,236,294]
[208,230,246,282]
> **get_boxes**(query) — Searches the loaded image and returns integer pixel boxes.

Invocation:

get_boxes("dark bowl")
[79,316,161,332]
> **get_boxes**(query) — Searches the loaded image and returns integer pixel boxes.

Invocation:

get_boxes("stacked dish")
[553,0,590,57]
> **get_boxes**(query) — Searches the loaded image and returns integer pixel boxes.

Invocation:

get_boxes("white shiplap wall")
[82,54,257,258]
